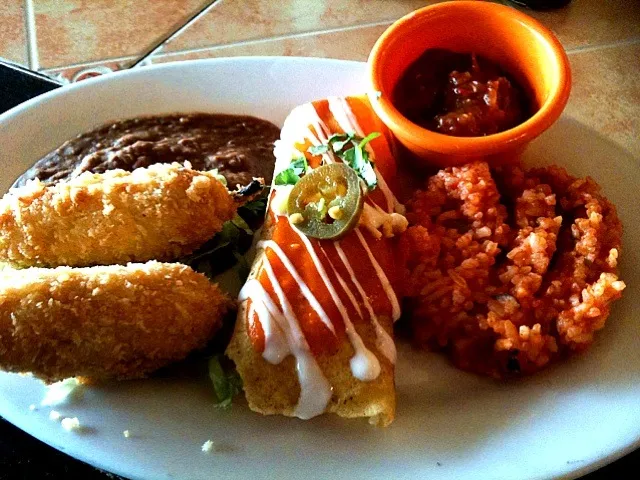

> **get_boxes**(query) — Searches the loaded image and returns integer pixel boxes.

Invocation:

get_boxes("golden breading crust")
[0,163,236,268]
[0,261,230,383]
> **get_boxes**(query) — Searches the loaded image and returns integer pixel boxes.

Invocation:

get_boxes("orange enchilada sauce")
[239,96,405,418]
[249,215,402,356]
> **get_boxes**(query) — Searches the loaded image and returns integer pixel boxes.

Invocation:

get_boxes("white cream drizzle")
[257,240,335,335]
[241,281,289,364]
[333,241,397,364]
[291,226,381,382]
[319,247,382,379]
[300,102,330,143]
[354,228,401,322]
[320,246,363,319]
[273,141,302,175]
[375,168,405,215]
[270,185,294,217]
[296,103,336,164]
[240,276,331,418]
[327,96,403,214]
[243,99,409,418]
[262,260,332,419]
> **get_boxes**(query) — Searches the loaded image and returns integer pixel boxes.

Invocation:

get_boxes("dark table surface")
[0,59,637,480]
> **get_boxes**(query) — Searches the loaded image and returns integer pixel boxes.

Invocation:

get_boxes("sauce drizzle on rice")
[401,162,625,378]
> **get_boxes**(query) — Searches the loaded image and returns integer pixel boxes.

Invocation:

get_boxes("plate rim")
[0,56,367,127]
[0,55,638,480]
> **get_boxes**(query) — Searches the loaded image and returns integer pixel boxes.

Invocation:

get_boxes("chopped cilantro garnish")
[359,131,382,147]
[274,156,309,186]
[307,131,380,190]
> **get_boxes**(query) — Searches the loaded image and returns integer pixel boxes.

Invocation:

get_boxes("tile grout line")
[130,0,222,68]
[33,17,392,72]
[23,0,39,70]
[151,19,395,60]
[41,55,140,73]
[36,14,640,73]
[566,37,640,55]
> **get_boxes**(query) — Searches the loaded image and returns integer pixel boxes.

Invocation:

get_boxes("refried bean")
[12,113,281,189]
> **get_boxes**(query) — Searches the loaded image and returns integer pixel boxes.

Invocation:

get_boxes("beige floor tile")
[160,0,447,53]
[0,3,28,65]
[504,0,640,50]
[152,23,391,63]
[565,42,640,158]
[157,0,640,59]
[33,0,211,69]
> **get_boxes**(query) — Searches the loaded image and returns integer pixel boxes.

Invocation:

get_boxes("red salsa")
[393,49,531,137]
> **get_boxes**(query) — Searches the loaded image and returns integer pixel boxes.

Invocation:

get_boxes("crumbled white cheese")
[28,404,37,411]
[288,212,304,225]
[328,205,344,220]
[41,378,83,406]
[49,410,62,421]
[61,417,81,432]
[123,430,131,438]
[201,440,215,453]
[358,203,408,239]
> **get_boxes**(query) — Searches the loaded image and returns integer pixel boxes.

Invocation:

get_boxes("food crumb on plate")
[28,404,36,411]
[201,440,214,453]
[61,417,81,432]
[123,430,131,438]
[49,410,61,421]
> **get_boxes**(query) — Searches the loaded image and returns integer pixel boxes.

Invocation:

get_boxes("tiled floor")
[157,0,445,54]
[0,0,639,156]
[566,42,640,156]
[0,3,27,65]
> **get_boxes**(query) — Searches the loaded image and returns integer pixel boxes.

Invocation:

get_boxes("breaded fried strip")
[0,163,236,268]
[0,261,229,383]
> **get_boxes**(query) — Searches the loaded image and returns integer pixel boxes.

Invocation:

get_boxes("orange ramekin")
[367,1,571,166]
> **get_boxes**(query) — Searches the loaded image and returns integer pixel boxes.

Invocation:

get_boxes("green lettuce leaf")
[180,191,268,282]
[208,355,243,408]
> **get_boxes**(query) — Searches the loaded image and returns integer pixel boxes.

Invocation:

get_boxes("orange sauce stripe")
[249,96,403,354]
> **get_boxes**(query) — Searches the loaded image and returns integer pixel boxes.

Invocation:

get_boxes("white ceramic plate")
[0,57,638,480]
